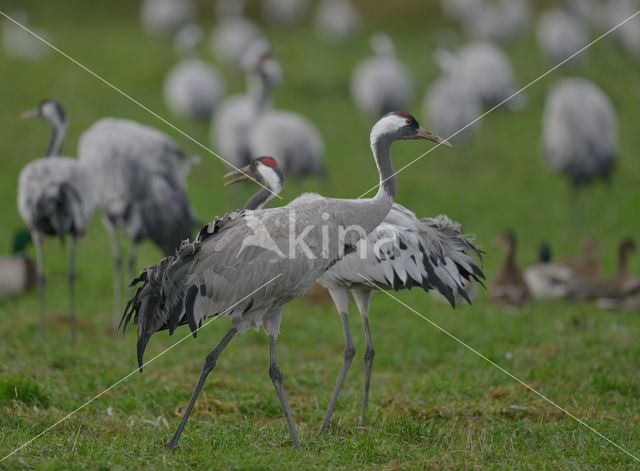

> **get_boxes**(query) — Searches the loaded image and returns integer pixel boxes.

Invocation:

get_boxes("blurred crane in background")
[423,74,482,144]
[1,10,51,61]
[164,24,225,121]
[246,41,326,179]
[537,7,589,67]
[78,118,198,328]
[351,33,414,117]
[210,0,260,67]
[435,41,524,110]
[18,100,96,341]
[262,0,310,29]
[314,0,361,42]
[541,77,618,189]
[140,0,195,36]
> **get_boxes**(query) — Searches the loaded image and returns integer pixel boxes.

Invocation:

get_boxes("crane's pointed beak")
[19,108,39,120]
[415,128,453,148]
[223,165,253,186]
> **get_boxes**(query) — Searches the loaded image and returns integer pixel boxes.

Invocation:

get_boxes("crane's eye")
[405,119,412,125]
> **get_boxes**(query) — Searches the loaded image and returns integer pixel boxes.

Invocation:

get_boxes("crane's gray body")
[140,0,195,35]
[438,42,523,110]
[18,156,95,239]
[78,118,196,254]
[250,110,325,178]
[542,78,617,186]
[164,58,225,121]
[537,8,588,66]
[212,95,255,169]
[351,38,414,117]
[423,75,481,143]
[314,0,361,41]
[124,190,394,360]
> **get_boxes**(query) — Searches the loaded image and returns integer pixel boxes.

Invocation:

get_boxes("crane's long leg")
[165,327,238,450]
[102,216,121,331]
[68,236,78,345]
[320,287,355,432]
[268,333,300,448]
[352,289,374,427]
[31,230,45,337]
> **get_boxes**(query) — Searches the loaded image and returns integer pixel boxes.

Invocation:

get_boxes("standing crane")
[140,0,195,36]
[422,74,482,144]
[226,158,485,431]
[121,112,451,449]
[210,0,260,67]
[210,38,271,172]
[351,33,414,117]
[463,0,531,44]
[17,100,96,341]
[77,118,198,326]
[436,42,524,110]
[536,8,588,67]
[314,0,361,42]
[1,10,51,61]
[541,78,617,188]
[261,0,310,29]
[164,24,225,121]
[247,41,326,179]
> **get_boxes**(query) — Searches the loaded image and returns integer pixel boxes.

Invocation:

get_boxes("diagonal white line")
[356,273,640,463]
[0,10,282,200]
[0,273,283,463]
[357,9,640,199]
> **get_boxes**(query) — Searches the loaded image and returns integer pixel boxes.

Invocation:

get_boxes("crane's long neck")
[372,134,396,199]
[46,119,67,157]
[244,188,274,210]
[338,133,396,236]
[248,73,271,115]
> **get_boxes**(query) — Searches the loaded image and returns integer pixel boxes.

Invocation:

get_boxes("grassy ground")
[1,0,640,468]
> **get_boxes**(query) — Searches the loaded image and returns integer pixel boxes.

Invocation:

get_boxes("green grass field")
[1,0,640,468]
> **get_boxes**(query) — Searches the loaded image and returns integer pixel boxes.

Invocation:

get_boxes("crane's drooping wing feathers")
[18,157,96,238]
[319,205,484,306]
[78,118,198,253]
[122,205,346,368]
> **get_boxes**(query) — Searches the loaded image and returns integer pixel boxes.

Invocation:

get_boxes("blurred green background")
[1,0,639,468]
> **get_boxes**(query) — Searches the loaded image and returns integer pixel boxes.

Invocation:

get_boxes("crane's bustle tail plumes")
[122,238,205,370]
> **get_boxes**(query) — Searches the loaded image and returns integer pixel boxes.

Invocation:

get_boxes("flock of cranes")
[4,0,638,452]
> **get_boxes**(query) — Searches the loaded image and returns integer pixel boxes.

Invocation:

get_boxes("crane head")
[372,111,453,147]
[20,99,66,126]
[224,156,284,194]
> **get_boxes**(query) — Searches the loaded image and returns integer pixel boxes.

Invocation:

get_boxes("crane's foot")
[164,439,178,450]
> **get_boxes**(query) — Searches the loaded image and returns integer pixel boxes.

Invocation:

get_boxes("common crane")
[121,112,451,449]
